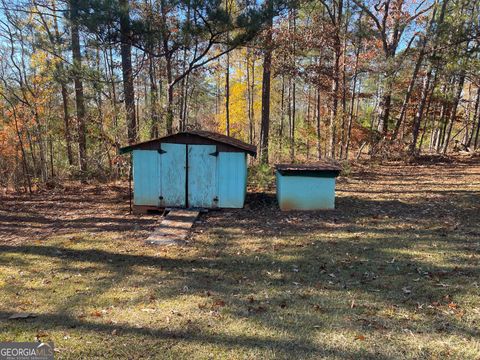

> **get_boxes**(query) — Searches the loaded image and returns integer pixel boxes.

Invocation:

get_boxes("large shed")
[120,131,256,211]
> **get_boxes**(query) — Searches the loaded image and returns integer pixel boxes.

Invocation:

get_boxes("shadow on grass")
[0,311,398,359]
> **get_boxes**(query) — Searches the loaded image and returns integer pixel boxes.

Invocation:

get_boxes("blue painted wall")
[132,150,160,206]
[276,173,337,210]
[132,145,247,209]
[188,145,217,208]
[217,152,247,208]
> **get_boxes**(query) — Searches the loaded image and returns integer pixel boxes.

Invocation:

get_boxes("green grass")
[0,161,479,359]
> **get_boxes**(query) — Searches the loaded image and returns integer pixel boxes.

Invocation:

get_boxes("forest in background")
[0,0,479,191]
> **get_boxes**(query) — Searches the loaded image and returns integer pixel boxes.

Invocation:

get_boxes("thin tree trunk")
[259,0,273,164]
[467,87,480,148]
[329,0,343,158]
[316,87,322,159]
[442,73,466,153]
[345,40,361,159]
[166,56,174,134]
[70,0,87,173]
[339,7,348,159]
[410,68,436,154]
[225,50,230,136]
[291,80,296,162]
[48,0,74,166]
[471,89,480,149]
[246,48,255,144]
[149,54,160,138]
[394,4,438,140]
[224,0,231,135]
[279,75,285,159]
[434,81,450,151]
[306,85,312,160]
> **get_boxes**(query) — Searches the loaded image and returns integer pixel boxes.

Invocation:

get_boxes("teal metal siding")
[187,145,218,208]
[276,172,336,210]
[160,143,186,207]
[217,152,247,208]
[132,150,160,206]
[133,144,249,209]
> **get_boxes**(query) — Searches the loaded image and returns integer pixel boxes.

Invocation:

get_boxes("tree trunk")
[410,67,435,154]
[166,55,174,134]
[259,0,273,164]
[70,0,87,173]
[306,85,312,159]
[467,87,480,148]
[149,54,160,138]
[289,9,297,162]
[51,0,74,166]
[377,84,392,135]
[60,83,73,166]
[119,0,137,144]
[246,48,255,145]
[279,75,285,160]
[316,87,322,159]
[339,11,348,160]
[329,0,343,158]
[393,4,438,140]
[442,73,466,154]
[436,84,451,152]
[225,50,230,136]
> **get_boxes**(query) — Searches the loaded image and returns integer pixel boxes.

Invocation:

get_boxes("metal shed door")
[187,145,218,208]
[159,143,186,207]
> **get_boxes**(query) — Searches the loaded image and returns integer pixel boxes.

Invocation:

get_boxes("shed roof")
[120,130,257,156]
[275,161,342,174]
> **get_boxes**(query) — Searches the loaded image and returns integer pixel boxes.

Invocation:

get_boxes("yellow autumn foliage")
[216,48,262,143]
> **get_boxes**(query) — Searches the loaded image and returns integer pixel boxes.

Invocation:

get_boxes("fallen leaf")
[448,302,458,309]
[213,299,225,307]
[355,334,366,341]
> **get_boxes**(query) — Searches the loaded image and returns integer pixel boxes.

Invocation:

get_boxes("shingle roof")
[275,161,342,172]
[186,130,256,155]
[120,130,256,156]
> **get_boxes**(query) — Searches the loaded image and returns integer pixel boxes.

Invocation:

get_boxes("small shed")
[275,162,341,210]
[120,131,256,211]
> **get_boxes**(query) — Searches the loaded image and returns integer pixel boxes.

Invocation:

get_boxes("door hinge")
[209,151,219,157]
[158,149,166,154]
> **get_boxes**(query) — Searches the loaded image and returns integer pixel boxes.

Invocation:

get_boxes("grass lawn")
[1,159,479,359]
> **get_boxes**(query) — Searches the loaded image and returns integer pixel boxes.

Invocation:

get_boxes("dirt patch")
[0,183,159,245]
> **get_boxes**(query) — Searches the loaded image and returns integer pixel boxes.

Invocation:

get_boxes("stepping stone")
[145,209,200,246]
